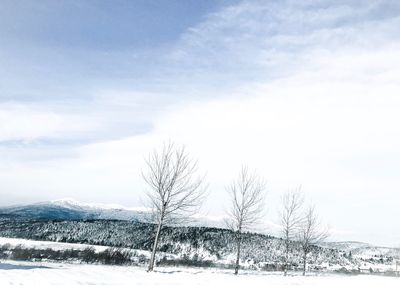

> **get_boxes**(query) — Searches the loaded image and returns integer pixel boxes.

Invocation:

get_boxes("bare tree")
[226,166,266,275]
[279,188,304,276]
[298,205,328,276]
[142,142,207,272]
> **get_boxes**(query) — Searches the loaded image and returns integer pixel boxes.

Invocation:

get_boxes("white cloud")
[0,102,99,142]
[0,103,63,142]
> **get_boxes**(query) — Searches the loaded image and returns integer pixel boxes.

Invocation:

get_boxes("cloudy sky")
[1,0,400,246]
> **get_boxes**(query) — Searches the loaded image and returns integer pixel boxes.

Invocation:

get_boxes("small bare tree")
[298,205,328,276]
[280,188,304,276]
[142,142,206,272]
[226,166,266,275]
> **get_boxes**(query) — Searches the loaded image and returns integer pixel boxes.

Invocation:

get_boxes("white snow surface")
[0,261,398,285]
[0,237,152,258]
[0,237,399,284]
[0,237,110,252]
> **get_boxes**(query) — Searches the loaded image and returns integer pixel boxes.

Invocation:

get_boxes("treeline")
[0,216,347,270]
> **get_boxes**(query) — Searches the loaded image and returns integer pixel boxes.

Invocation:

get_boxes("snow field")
[0,260,399,285]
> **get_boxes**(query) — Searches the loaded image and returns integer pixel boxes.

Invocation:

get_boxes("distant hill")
[0,199,151,221]
[322,241,400,260]
[0,199,226,228]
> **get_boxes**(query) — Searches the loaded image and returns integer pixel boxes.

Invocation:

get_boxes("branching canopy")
[142,142,207,225]
[226,166,266,232]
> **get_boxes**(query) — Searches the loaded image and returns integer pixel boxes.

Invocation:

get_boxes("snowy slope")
[323,241,400,259]
[0,236,156,261]
[0,237,111,253]
[322,241,372,251]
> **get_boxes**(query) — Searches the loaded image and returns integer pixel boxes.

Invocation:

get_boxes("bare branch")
[279,187,304,276]
[142,141,207,271]
[298,204,329,275]
[225,166,267,274]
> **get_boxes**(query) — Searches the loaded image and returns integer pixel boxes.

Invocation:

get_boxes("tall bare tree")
[298,205,328,276]
[279,188,304,276]
[226,166,266,275]
[142,142,207,272]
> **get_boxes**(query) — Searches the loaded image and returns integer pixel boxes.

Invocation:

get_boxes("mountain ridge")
[0,199,228,229]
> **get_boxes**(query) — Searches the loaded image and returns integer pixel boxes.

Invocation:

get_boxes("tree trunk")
[302,252,307,276]
[147,220,163,272]
[284,240,289,276]
[234,231,242,275]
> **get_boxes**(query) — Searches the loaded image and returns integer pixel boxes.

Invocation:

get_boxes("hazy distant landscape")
[0,199,398,276]
[2,0,400,284]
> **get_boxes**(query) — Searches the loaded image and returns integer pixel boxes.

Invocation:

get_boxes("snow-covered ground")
[0,238,399,284]
[0,237,110,252]
[0,260,398,285]
[1,237,399,273]
[0,236,153,258]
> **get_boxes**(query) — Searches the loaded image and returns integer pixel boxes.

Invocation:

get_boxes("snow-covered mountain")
[0,199,227,228]
[0,199,150,221]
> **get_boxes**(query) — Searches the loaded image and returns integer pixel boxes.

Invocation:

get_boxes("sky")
[1,0,400,247]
